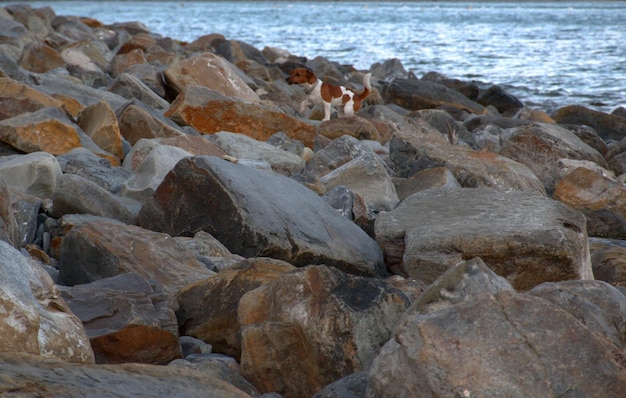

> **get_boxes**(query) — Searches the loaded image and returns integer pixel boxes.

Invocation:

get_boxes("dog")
[286,68,371,121]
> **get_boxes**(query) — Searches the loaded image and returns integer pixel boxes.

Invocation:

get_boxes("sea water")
[29,1,626,112]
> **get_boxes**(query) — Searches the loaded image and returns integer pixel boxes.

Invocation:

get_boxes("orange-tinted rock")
[165,85,317,147]
[110,48,147,77]
[117,101,184,145]
[77,100,124,160]
[553,167,626,239]
[552,105,626,141]
[318,116,381,142]
[0,107,81,155]
[163,53,259,102]
[0,78,64,120]
[19,43,66,73]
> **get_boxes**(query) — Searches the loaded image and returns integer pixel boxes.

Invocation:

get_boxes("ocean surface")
[30,1,626,113]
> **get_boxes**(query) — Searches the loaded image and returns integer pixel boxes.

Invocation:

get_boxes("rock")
[406,108,470,142]
[215,39,269,66]
[356,104,411,144]
[553,167,626,239]
[176,257,296,359]
[551,104,626,141]
[589,238,626,286]
[318,117,381,142]
[108,72,169,111]
[374,188,593,290]
[0,107,82,155]
[119,143,192,202]
[0,352,252,397]
[163,53,259,102]
[606,137,626,177]
[476,84,524,115]
[122,63,166,98]
[51,173,137,224]
[0,151,62,198]
[110,48,147,77]
[57,147,133,194]
[0,177,20,247]
[0,77,64,120]
[76,100,124,161]
[0,240,94,363]
[389,123,546,195]
[60,46,110,88]
[138,156,386,277]
[499,122,608,193]
[404,257,514,316]
[370,58,409,82]
[169,356,260,396]
[395,166,461,200]
[312,371,368,398]
[59,219,215,294]
[463,113,532,132]
[239,265,411,397]
[367,290,626,398]
[207,131,305,176]
[382,78,484,114]
[116,99,185,145]
[560,123,608,156]
[60,272,181,365]
[528,279,626,349]
[164,85,318,148]
[28,73,128,110]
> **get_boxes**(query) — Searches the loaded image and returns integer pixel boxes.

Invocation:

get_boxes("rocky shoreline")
[0,3,625,397]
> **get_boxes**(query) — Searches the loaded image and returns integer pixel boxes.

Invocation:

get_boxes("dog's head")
[286,68,317,85]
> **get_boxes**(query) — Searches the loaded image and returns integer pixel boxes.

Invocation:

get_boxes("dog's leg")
[323,101,332,121]
[299,99,311,115]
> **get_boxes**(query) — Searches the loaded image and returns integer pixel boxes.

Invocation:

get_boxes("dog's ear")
[306,69,316,84]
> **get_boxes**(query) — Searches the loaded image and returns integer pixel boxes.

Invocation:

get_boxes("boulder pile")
[0,4,624,397]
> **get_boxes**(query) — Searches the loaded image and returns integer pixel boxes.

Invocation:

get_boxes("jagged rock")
[0,77,64,120]
[0,352,252,397]
[404,257,514,316]
[57,147,133,194]
[177,257,296,359]
[207,131,305,176]
[138,156,386,276]
[389,122,546,195]
[59,219,215,294]
[499,122,608,193]
[51,173,137,224]
[382,77,485,114]
[77,100,124,162]
[0,240,95,363]
[367,290,626,398]
[0,177,19,247]
[318,117,381,142]
[110,48,147,77]
[108,72,169,111]
[116,99,184,145]
[163,53,259,102]
[551,104,626,141]
[589,238,626,286]
[239,265,411,397]
[395,166,461,200]
[0,107,82,155]
[119,143,192,202]
[60,46,109,88]
[164,85,317,148]
[375,188,593,290]
[60,272,181,365]
[528,279,626,349]
[0,151,62,198]
[553,167,626,239]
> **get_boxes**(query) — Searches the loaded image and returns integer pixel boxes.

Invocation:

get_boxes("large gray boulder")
[367,290,626,398]
[138,156,386,277]
[375,188,593,290]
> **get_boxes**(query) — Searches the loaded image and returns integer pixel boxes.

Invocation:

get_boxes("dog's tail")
[357,73,372,101]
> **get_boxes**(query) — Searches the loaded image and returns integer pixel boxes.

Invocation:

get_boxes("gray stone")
[312,371,368,398]
[367,291,626,398]
[375,188,593,290]
[51,173,137,225]
[57,147,133,194]
[107,72,169,111]
[0,152,62,198]
[138,156,386,277]
[207,131,305,176]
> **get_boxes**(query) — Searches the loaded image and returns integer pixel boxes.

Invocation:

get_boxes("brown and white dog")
[286,68,371,121]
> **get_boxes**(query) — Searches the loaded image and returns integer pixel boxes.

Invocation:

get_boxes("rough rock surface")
[238,265,410,397]
[375,188,593,290]
[138,156,386,276]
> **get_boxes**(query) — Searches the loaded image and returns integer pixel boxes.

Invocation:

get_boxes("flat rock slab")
[375,188,593,290]
[138,156,386,277]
